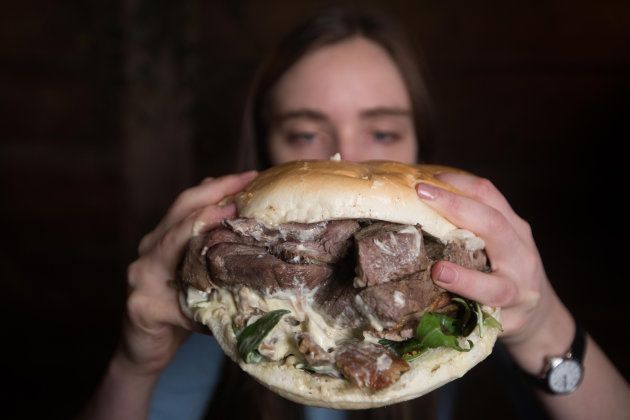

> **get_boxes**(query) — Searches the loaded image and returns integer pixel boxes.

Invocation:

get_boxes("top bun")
[236,158,473,243]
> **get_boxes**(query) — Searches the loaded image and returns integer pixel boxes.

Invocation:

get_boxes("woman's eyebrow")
[273,109,329,123]
[360,107,411,119]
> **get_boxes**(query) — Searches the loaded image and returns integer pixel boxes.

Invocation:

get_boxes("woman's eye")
[372,130,400,144]
[286,131,318,145]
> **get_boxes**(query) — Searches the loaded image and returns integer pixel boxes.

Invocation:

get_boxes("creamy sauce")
[372,238,396,256]
[398,225,421,257]
[354,294,384,332]
[188,285,354,358]
[376,353,392,372]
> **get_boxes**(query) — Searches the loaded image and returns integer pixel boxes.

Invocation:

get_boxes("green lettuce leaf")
[236,309,290,364]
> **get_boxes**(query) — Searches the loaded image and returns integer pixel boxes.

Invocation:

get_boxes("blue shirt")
[149,333,458,420]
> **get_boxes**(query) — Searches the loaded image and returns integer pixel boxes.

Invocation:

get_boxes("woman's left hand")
[416,171,572,372]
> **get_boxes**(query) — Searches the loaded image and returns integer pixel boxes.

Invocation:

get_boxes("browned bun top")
[235,159,470,241]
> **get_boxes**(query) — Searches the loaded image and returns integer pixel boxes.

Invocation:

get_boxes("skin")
[81,37,629,419]
[268,37,417,163]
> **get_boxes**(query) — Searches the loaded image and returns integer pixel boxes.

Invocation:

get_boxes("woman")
[81,7,629,420]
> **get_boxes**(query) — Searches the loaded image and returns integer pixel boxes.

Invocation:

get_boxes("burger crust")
[236,160,467,241]
[183,159,499,409]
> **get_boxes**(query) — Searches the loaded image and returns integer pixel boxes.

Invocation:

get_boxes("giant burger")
[179,157,501,409]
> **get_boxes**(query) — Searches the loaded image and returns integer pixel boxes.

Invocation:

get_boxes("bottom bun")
[189,288,500,410]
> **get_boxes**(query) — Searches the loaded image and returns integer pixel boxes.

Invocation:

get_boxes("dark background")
[1,1,629,419]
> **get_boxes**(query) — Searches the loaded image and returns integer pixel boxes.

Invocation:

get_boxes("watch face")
[548,359,583,394]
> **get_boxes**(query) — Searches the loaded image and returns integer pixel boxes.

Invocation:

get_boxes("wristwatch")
[521,323,586,395]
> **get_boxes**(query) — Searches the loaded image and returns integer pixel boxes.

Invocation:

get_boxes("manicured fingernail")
[218,199,235,209]
[434,264,457,284]
[240,170,258,179]
[417,183,438,200]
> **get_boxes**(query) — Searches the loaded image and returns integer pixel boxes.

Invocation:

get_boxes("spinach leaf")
[416,313,472,352]
[379,299,503,361]
[296,363,341,378]
[236,309,290,364]
[482,309,503,332]
[452,297,478,337]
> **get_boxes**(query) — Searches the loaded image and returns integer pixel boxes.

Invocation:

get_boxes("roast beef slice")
[225,218,360,264]
[206,242,333,292]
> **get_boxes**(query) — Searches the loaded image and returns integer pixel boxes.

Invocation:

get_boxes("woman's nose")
[336,135,360,162]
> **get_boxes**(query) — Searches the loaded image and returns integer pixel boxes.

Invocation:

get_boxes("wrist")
[502,289,575,375]
[109,346,163,383]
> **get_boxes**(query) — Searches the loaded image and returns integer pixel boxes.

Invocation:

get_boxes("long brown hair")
[237,5,435,171]
[208,6,439,420]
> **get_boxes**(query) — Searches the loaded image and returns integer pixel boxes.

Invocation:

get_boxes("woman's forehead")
[271,37,411,116]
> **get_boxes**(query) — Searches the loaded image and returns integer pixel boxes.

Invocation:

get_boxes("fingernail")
[218,199,235,209]
[434,264,457,284]
[240,170,258,179]
[417,183,438,200]
[201,177,214,184]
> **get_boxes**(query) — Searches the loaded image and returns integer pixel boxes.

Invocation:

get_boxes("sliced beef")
[224,218,327,243]
[296,333,333,365]
[225,218,360,264]
[335,340,409,390]
[354,222,429,288]
[356,272,450,329]
[181,234,213,291]
[273,220,360,264]
[444,240,490,272]
[205,226,250,248]
[206,243,333,292]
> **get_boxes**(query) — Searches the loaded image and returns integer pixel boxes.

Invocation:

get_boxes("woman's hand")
[416,172,573,374]
[119,171,257,375]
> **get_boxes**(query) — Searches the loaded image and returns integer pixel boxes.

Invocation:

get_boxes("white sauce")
[188,285,353,359]
[372,238,396,256]
[376,353,392,372]
[399,225,421,257]
[354,294,384,332]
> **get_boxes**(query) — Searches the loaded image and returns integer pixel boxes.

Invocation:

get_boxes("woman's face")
[268,37,418,164]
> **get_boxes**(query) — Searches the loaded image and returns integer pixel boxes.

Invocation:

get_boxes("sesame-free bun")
[197,300,499,409]
[236,159,476,244]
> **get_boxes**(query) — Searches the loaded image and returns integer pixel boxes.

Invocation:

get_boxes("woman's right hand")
[118,170,258,376]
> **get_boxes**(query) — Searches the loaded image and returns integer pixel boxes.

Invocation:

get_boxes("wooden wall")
[1,1,628,418]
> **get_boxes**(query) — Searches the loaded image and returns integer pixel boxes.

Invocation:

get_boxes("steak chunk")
[354,222,429,288]
[444,240,490,272]
[314,279,364,328]
[355,272,450,329]
[206,243,333,292]
[296,333,333,365]
[335,340,409,390]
